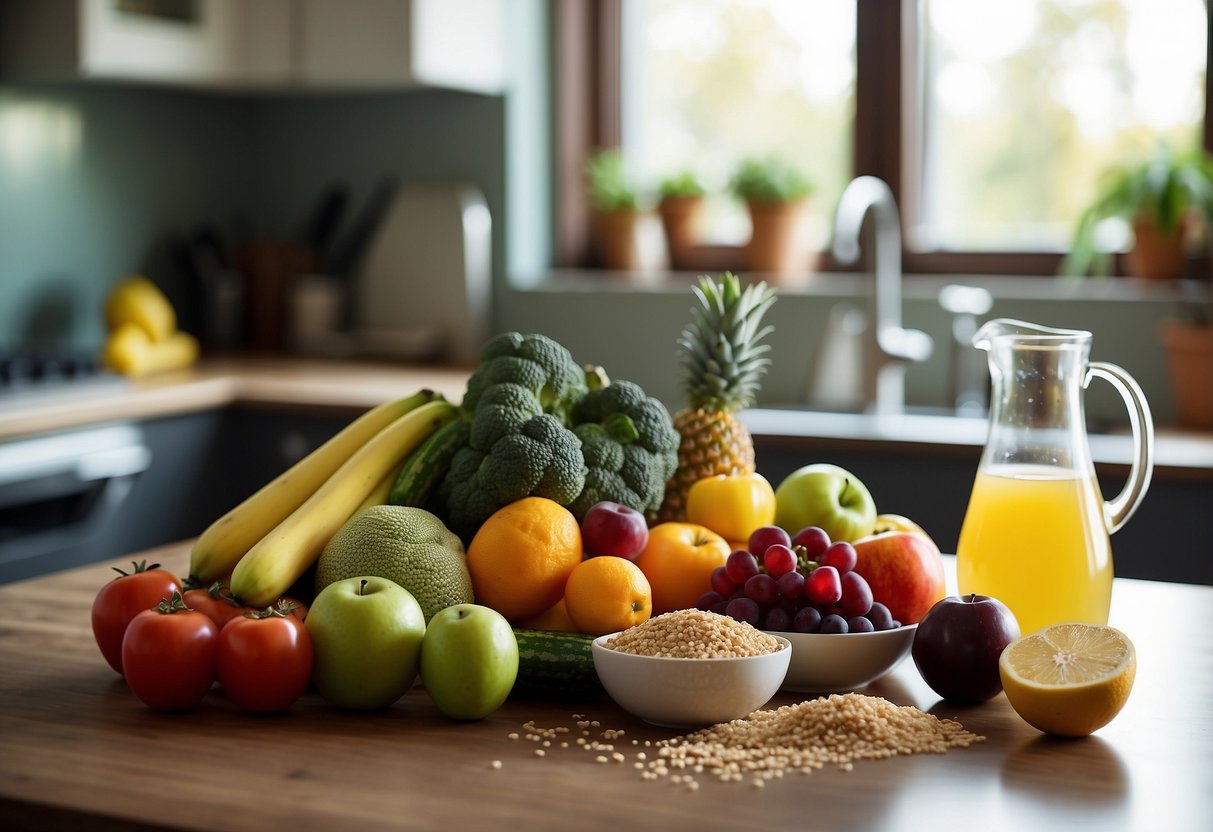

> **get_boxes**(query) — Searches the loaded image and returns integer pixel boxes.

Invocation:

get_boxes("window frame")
[553,0,1213,276]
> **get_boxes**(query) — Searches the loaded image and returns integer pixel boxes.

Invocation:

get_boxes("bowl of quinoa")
[591,610,791,728]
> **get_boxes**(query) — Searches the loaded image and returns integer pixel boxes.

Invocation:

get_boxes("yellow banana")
[355,466,399,514]
[190,389,443,582]
[229,399,459,606]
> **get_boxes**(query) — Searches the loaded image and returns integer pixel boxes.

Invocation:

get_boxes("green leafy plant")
[658,171,706,200]
[585,150,639,213]
[1062,144,1213,277]
[728,157,813,204]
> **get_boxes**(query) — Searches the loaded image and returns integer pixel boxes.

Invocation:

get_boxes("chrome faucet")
[831,176,933,415]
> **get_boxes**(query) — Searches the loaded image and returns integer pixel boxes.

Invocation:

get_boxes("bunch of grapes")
[696,525,901,634]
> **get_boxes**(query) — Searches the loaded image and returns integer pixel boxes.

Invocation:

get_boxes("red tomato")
[274,596,308,623]
[183,582,249,629]
[217,610,313,713]
[91,560,180,674]
[121,593,218,711]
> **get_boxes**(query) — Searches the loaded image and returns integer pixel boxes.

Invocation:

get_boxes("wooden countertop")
[1,543,1210,832]
[0,358,472,441]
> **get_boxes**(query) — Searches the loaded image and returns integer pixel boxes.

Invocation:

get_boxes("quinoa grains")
[506,697,982,788]
[604,610,782,658]
[649,693,984,780]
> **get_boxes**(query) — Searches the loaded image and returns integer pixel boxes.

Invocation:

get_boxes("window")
[555,0,1211,275]
[621,0,856,248]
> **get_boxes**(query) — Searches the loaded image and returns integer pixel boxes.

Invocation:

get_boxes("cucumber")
[389,418,470,508]
[512,628,604,699]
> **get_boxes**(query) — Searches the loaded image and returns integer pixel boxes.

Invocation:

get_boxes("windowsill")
[514,268,1211,305]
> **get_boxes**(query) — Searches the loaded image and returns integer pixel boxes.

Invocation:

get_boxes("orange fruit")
[466,497,583,622]
[634,522,730,614]
[518,597,578,632]
[564,557,652,636]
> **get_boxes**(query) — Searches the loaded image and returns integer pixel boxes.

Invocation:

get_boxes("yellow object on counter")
[104,275,176,342]
[103,323,198,377]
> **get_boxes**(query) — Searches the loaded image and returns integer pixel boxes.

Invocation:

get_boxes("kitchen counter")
[0,358,472,442]
[1,542,1209,832]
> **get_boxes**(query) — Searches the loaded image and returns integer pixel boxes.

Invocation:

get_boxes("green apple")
[305,576,426,710]
[774,463,877,543]
[420,604,518,720]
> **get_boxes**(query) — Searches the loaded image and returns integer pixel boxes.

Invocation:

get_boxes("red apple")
[851,531,946,625]
[581,501,649,560]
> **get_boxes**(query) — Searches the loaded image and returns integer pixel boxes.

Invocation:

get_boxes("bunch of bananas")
[191,391,458,607]
[103,276,199,377]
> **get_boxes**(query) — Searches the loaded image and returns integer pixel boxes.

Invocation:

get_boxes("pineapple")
[658,272,776,523]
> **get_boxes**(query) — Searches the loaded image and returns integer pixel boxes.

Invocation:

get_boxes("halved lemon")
[999,623,1136,738]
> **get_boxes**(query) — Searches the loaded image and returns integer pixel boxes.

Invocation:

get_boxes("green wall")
[0,84,507,353]
[0,85,252,351]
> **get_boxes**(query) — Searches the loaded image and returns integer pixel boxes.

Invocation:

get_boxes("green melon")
[316,505,474,622]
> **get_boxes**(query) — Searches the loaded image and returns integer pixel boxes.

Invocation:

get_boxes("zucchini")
[389,418,470,508]
[512,628,604,699]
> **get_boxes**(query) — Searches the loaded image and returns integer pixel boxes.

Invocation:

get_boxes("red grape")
[748,525,791,558]
[791,526,831,559]
[762,544,797,578]
[725,549,759,584]
[776,570,805,600]
[805,565,842,606]
[819,613,849,634]
[710,601,729,616]
[792,606,822,633]
[763,607,792,632]
[696,591,724,611]
[711,566,737,597]
[839,571,873,617]
[744,574,779,607]
[725,597,761,626]
[820,541,858,574]
[847,616,875,633]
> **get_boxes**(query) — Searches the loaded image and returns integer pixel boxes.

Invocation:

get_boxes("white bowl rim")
[592,632,792,663]
[762,622,918,640]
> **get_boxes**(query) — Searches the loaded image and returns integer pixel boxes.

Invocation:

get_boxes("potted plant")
[586,150,642,271]
[1061,144,1213,279]
[1161,286,1213,430]
[657,171,706,270]
[729,157,814,279]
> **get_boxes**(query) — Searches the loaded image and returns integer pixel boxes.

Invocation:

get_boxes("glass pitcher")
[955,319,1154,636]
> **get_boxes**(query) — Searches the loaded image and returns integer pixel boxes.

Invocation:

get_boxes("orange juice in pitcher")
[957,464,1113,637]
[955,320,1153,635]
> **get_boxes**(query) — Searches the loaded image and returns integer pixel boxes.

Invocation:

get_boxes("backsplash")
[0,84,506,353]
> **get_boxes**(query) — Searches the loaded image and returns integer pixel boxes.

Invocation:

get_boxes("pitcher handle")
[1086,362,1155,534]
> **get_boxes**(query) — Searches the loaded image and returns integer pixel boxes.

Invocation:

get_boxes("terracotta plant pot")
[744,198,812,280]
[658,195,705,271]
[1161,318,1213,429]
[593,210,642,271]
[1124,217,1187,280]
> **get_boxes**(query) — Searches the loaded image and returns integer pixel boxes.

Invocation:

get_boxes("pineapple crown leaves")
[677,272,776,411]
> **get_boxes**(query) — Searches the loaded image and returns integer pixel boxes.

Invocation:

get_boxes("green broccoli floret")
[568,380,679,519]
[439,414,587,540]
[462,332,588,423]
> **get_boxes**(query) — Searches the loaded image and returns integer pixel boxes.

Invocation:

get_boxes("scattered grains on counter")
[640,693,983,784]
[603,610,782,658]
[491,760,502,770]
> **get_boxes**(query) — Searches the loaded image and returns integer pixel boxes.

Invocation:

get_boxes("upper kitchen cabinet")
[0,0,292,87]
[0,0,505,93]
[297,0,505,92]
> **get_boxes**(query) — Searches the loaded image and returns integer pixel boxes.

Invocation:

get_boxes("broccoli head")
[568,380,679,519]
[462,332,588,423]
[438,413,587,540]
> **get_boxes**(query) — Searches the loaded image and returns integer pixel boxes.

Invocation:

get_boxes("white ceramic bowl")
[591,634,792,728]
[771,624,917,693]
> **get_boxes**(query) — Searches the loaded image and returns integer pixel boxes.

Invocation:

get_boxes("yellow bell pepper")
[685,472,777,543]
